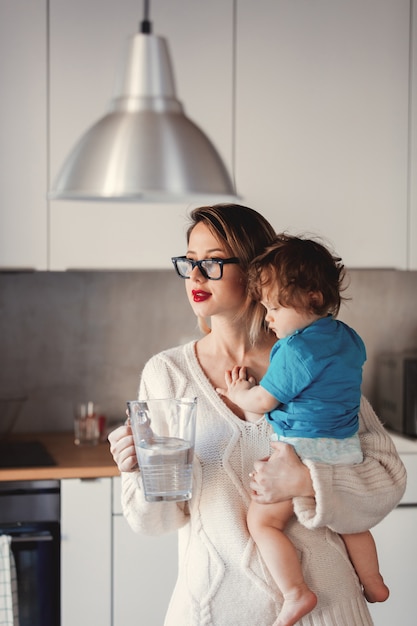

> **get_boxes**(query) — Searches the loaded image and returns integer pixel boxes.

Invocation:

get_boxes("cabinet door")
[0,0,48,269]
[410,0,417,270]
[112,476,178,625]
[368,506,417,626]
[61,478,112,626]
[236,0,410,268]
[113,515,178,626]
[49,0,234,270]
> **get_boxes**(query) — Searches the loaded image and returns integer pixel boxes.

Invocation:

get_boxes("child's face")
[261,289,320,339]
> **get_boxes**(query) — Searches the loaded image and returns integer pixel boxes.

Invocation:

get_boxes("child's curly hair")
[248,233,347,317]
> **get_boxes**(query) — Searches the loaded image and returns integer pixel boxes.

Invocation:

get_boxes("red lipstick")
[192,289,211,302]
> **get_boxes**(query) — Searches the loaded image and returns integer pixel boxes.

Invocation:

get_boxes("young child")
[217,233,389,626]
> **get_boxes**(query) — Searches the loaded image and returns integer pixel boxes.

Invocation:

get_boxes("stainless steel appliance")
[376,352,417,437]
[0,480,60,626]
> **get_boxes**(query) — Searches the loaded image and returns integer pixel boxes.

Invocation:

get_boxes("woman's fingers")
[249,442,314,503]
[108,424,139,472]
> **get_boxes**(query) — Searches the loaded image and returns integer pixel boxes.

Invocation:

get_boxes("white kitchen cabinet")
[0,0,48,270]
[61,478,112,626]
[409,0,417,270]
[235,0,410,269]
[112,515,178,626]
[48,0,235,270]
[1,0,415,270]
[61,476,177,626]
[368,506,417,626]
[368,439,417,625]
[112,476,178,626]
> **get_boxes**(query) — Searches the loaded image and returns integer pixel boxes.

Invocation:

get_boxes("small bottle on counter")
[74,401,100,446]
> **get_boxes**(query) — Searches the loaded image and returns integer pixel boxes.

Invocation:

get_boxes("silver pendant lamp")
[50,1,236,202]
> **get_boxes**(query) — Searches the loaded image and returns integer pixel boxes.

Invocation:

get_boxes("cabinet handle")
[10,533,53,543]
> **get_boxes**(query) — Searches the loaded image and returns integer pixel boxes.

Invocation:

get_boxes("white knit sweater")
[121,341,406,626]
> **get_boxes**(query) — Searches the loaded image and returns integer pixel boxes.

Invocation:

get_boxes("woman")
[108,203,406,626]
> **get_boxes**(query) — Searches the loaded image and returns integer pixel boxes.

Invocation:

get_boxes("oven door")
[0,522,60,626]
[0,480,60,626]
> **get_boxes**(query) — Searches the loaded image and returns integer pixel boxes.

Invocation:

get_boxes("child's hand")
[216,365,256,402]
[217,365,277,420]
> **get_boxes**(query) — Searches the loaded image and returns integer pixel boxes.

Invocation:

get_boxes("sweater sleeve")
[292,396,407,533]
[120,351,190,536]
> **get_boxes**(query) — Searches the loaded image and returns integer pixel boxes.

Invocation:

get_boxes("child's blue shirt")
[260,316,366,439]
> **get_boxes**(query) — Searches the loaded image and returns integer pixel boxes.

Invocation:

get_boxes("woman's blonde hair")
[186,204,276,344]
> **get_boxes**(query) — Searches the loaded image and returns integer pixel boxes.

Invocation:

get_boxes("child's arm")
[216,365,279,418]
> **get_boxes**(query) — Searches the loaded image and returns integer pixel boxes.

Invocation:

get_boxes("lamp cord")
[140,0,152,33]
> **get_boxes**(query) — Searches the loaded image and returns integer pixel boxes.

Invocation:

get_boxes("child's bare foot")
[275,585,317,626]
[363,575,390,603]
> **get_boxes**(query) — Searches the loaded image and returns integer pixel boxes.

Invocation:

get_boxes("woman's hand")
[249,441,315,503]
[108,422,139,473]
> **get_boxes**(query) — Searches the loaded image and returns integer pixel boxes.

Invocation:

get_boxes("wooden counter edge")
[0,465,120,481]
[0,432,121,481]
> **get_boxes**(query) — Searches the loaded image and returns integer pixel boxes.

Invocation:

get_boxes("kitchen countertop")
[0,432,120,481]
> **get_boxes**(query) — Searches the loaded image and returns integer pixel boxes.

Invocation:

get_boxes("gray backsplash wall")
[1,269,417,434]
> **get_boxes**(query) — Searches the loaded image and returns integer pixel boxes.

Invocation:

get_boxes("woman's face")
[184,221,246,319]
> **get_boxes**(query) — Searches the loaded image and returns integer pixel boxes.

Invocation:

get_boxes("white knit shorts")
[270,432,363,465]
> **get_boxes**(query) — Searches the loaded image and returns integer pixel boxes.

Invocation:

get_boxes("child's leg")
[247,500,317,626]
[342,530,389,603]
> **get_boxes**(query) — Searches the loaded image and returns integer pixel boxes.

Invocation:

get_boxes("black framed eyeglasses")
[171,256,240,280]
